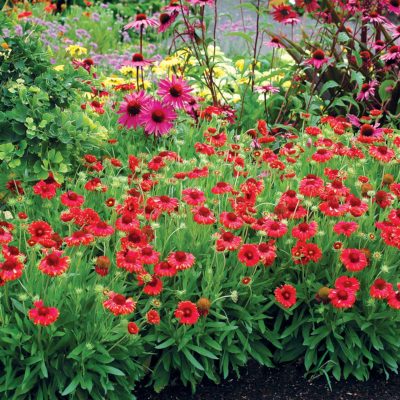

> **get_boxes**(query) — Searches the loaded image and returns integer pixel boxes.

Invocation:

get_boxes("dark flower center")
[127,101,141,116]
[68,192,78,200]
[152,109,166,123]
[169,84,183,97]
[337,290,348,300]
[349,253,360,263]
[313,49,325,60]
[198,207,211,217]
[2,259,17,271]
[222,232,234,242]
[132,53,144,62]
[38,306,49,316]
[160,13,171,24]
[113,294,126,305]
[46,254,60,266]
[282,291,291,300]
[175,251,187,262]
[136,13,147,21]
[360,124,374,136]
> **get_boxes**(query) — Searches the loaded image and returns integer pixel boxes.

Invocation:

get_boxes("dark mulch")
[135,361,400,400]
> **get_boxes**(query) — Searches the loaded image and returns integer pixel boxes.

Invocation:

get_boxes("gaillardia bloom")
[28,300,59,326]
[174,301,200,325]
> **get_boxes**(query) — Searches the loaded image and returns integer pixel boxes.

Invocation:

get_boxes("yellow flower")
[235,59,245,71]
[102,76,126,87]
[53,65,65,71]
[1,42,10,50]
[119,66,137,76]
[66,45,87,57]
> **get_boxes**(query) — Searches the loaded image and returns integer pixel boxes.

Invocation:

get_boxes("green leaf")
[182,348,204,371]
[319,81,339,96]
[187,344,218,359]
[61,377,80,396]
[155,338,175,349]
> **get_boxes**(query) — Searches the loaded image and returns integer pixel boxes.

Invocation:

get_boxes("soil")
[135,360,400,400]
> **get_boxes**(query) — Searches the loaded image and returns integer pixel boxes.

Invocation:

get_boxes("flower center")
[313,49,325,60]
[360,124,374,136]
[46,254,60,266]
[136,13,147,21]
[127,101,141,116]
[175,251,187,262]
[113,294,126,305]
[152,109,166,123]
[132,53,144,62]
[160,13,171,24]
[37,306,49,316]
[169,84,183,97]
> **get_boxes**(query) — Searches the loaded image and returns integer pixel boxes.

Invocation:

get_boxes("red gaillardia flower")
[370,278,393,299]
[216,231,242,251]
[167,251,196,270]
[219,212,244,230]
[39,251,70,277]
[238,244,260,267]
[340,248,368,272]
[64,230,94,247]
[292,221,318,241]
[127,322,140,334]
[335,276,360,292]
[28,300,59,326]
[154,260,177,277]
[103,292,136,316]
[146,309,161,325]
[28,221,53,243]
[192,206,216,225]
[60,191,85,208]
[0,257,24,281]
[174,301,200,325]
[274,284,297,308]
[328,288,356,308]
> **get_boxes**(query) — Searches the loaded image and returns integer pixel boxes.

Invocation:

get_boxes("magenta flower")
[157,75,193,108]
[124,13,159,30]
[117,90,150,129]
[356,80,378,101]
[264,36,284,49]
[139,100,177,137]
[124,53,154,68]
[158,11,179,33]
[188,0,215,6]
[254,84,280,94]
[387,0,400,14]
[305,49,330,69]
[381,45,400,61]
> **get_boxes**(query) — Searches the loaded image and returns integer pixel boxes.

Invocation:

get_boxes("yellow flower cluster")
[65,45,87,57]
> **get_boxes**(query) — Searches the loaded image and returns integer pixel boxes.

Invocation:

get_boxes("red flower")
[127,322,140,334]
[64,230,94,247]
[139,246,160,264]
[340,248,368,272]
[60,191,85,208]
[33,181,57,199]
[39,251,70,277]
[370,278,393,299]
[95,256,111,277]
[291,242,322,265]
[219,212,244,230]
[264,219,288,238]
[167,251,196,270]
[333,221,359,237]
[28,300,59,326]
[388,288,400,310]
[182,188,206,206]
[115,214,140,232]
[0,227,12,245]
[292,222,318,241]
[148,195,179,213]
[335,276,360,292]
[174,301,200,325]
[0,257,24,281]
[274,284,297,308]
[28,221,53,243]
[216,231,242,251]
[211,181,233,194]
[192,206,216,225]
[329,288,356,308]
[87,221,114,237]
[103,292,136,316]
[138,274,163,296]
[154,261,177,277]
[147,310,161,325]
[116,249,144,273]
[258,241,277,267]
[374,190,393,208]
[238,244,260,267]
[299,174,324,197]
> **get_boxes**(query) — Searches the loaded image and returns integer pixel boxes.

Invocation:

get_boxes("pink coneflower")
[271,4,299,24]
[254,84,280,94]
[188,0,215,6]
[124,53,154,68]
[124,13,159,30]
[296,0,319,12]
[387,0,400,14]
[157,75,193,108]
[163,0,188,13]
[362,10,387,24]
[139,100,177,137]
[305,49,330,69]
[381,45,400,61]
[356,80,378,101]
[117,91,150,129]
[264,36,284,48]
[158,11,179,33]
[357,123,385,143]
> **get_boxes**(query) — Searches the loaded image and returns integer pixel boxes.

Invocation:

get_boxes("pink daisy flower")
[117,91,150,129]
[158,11,179,33]
[157,75,193,109]
[356,80,378,101]
[124,53,154,68]
[124,13,159,30]
[188,0,215,6]
[139,100,177,137]
[305,49,330,69]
